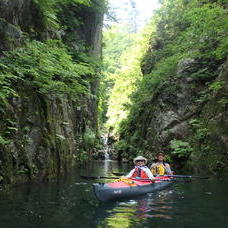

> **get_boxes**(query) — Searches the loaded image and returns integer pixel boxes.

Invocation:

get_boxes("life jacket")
[151,163,166,176]
[132,167,149,179]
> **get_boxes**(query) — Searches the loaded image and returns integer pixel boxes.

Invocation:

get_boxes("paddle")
[112,172,209,179]
[80,175,119,180]
[80,175,155,181]
[80,175,190,182]
[164,175,209,179]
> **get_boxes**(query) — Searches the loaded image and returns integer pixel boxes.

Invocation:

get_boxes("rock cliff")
[0,0,104,184]
[117,0,228,173]
[138,57,228,172]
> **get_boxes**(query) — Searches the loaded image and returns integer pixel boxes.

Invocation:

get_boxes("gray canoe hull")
[93,181,172,201]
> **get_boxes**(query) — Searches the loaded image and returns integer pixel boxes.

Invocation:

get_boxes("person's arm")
[164,163,172,175]
[144,167,155,180]
[125,168,135,178]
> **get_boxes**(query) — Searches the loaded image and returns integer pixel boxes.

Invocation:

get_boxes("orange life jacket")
[132,167,149,179]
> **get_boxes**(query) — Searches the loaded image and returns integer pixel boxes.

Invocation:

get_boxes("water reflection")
[96,189,174,228]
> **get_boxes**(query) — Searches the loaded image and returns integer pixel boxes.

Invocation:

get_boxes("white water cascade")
[103,134,111,161]
[103,134,111,175]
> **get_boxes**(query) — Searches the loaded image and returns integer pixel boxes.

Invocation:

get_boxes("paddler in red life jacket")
[150,152,172,176]
[125,156,155,180]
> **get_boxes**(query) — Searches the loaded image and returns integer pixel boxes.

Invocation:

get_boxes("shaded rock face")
[137,57,228,172]
[1,90,85,183]
[0,18,22,52]
[0,0,35,28]
[139,59,202,151]
[202,58,228,164]
[0,0,104,184]
[0,0,45,53]
[141,78,197,151]
[58,2,103,57]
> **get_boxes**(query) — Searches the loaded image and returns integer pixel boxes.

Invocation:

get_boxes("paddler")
[150,152,172,176]
[125,156,155,180]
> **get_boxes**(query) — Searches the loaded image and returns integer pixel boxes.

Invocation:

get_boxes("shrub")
[170,139,193,158]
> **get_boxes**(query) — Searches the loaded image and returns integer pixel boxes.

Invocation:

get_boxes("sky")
[107,0,161,29]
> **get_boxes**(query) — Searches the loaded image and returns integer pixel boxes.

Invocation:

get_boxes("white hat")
[133,156,148,164]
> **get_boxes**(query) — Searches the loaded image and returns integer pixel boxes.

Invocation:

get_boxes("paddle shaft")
[80,175,154,180]
[112,172,208,179]
[80,175,119,180]
[165,175,209,179]
[80,175,174,182]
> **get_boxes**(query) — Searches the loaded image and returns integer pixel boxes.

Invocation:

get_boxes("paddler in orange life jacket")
[150,152,172,176]
[125,156,155,180]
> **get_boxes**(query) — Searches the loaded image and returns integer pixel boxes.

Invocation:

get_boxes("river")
[0,160,227,228]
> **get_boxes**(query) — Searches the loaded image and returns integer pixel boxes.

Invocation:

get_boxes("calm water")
[0,160,227,228]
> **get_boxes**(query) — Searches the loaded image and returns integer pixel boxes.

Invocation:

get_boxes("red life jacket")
[132,167,149,178]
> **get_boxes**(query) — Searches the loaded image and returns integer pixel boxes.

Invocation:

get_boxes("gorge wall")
[0,0,104,184]
[117,0,228,174]
[130,57,228,173]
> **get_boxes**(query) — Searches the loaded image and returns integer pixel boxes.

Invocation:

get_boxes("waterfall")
[103,134,111,161]
[103,134,111,175]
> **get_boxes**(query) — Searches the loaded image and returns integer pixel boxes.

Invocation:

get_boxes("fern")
[0,39,97,106]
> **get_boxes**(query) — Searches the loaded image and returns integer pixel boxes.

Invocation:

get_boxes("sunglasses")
[136,160,145,162]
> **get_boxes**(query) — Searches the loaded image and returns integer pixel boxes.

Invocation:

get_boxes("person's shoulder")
[164,162,170,167]
[150,162,157,167]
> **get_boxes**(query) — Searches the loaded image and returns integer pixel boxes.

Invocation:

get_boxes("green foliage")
[76,150,89,163]
[186,117,225,173]
[0,135,9,145]
[32,0,92,31]
[0,40,95,106]
[102,25,135,74]
[189,118,214,167]
[209,81,225,92]
[114,139,128,152]
[170,139,193,158]
[98,25,136,128]
[17,167,30,175]
[114,139,140,160]
[116,0,228,157]
[83,127,96,148]
[101,22,154,133]
[33,0,60,31]
[176,1,228,60]
[189,118,211,142]
[190,68,214,81]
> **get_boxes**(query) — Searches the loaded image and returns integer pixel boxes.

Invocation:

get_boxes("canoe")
[93,176,172,201]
